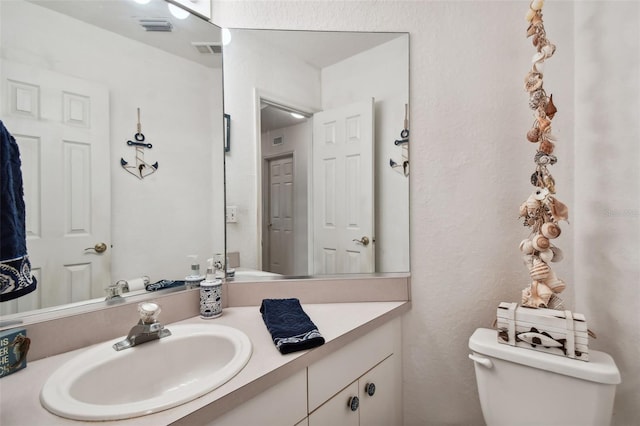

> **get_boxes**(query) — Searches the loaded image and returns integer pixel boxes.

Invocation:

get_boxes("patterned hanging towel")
[260,298,325,354]
[1,120,37,302]
[145,279,185,291]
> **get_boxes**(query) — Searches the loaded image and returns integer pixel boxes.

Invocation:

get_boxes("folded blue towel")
[260,298,325,354]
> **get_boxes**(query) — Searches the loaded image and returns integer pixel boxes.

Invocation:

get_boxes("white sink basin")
[40,323,252,421]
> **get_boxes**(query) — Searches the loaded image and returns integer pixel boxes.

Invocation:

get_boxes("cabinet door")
[308,382,360,426]
[209,369,307,426]
[359,355,401,426]
[307,320,396,412]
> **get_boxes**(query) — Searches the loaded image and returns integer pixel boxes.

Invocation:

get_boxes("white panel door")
[312,99,374,274]
[0,60,110,312]
[266,155,294,275]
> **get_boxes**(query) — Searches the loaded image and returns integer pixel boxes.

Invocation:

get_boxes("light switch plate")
[226,206,238,223]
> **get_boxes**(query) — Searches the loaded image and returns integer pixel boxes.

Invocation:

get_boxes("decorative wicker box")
[496,302,589,361]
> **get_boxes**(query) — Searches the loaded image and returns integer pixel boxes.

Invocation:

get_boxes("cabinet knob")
[365,382,376,396]
[348,396,359,412]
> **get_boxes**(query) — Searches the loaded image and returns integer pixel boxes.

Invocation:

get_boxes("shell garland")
[519,0,568,310]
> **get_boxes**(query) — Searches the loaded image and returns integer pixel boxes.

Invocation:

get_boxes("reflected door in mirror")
[265,156,295,275]
[312,99,375,274]
[1,62,111,314]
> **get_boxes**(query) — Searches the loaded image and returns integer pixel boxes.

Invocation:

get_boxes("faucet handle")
[138,302,161,324]
[104,280,127,300]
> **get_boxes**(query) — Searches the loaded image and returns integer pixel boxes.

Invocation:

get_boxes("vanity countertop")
[0,301,409,425]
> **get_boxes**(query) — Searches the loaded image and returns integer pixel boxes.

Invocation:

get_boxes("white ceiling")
[29,0,223,68]
[254,30,405,131]
[261,104,309,133]
[245,29,404,69]
[29,1,403,73]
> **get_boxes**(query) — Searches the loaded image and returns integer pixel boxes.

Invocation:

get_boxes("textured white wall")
[213,0,638,424]
[574,2,640,425]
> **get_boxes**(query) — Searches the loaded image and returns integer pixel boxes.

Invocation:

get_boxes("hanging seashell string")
[518,0,569,310]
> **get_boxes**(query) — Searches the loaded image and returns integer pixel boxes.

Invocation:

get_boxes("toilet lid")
[469,328,621,384]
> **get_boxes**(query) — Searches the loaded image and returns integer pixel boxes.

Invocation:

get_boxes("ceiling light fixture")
[168,3,190,20]
[290,112,305,119]
[222,28,232,45]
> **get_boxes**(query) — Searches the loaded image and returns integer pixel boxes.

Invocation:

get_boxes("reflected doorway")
[259,100,311,275]
[263,155,294,274]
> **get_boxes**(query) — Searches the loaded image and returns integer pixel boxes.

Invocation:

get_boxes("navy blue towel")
[260,298,325,354]
[0,120,36,301]
[145,279,185,292]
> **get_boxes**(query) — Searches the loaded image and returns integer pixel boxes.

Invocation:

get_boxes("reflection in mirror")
[223,29,410,278]
[0,0,224,324]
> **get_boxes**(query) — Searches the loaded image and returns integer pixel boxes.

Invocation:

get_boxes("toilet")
[469,328,621,426]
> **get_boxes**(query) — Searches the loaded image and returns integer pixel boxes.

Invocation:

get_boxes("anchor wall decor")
[120,108,158,179]
[389,103,409,177]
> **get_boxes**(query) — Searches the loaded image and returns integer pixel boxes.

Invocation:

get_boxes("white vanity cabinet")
[308,317,402,426]
[309,381,360,426]
[357,353,402,425]
[209,317,401,426]
[208,369,307,426]
[308,353,401,426]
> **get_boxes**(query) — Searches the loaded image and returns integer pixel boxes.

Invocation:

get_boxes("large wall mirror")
[223,29,410,279]
[0,1,411,328]
[0,0,225,322]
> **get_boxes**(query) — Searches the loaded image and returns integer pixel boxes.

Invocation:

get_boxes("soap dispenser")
[185,255,204,289]
[200,258,223,319]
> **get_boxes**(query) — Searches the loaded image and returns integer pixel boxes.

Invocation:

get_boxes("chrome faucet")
[113,302,171,351]
[104,280,127,302]
[105,277,150,302]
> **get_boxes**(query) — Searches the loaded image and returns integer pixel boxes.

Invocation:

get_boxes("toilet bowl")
[469,328,621,426]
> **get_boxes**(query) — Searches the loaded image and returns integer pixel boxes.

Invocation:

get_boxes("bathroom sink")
[40,323,252,421]
[233,268,282,278]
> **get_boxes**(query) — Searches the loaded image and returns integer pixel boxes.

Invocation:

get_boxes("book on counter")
[0,328,30,378]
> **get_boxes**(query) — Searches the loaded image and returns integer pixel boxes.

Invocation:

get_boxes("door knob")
[352,236,370,246]
[85,242,107,253]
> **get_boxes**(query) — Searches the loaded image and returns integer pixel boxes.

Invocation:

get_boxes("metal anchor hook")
[390,104,410,176]
[120,108,158,179]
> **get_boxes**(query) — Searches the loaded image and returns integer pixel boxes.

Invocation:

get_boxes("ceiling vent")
[192,42,222,55]
[139,19,173,32]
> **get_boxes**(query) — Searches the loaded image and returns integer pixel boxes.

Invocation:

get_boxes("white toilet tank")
[469,328,621,426]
